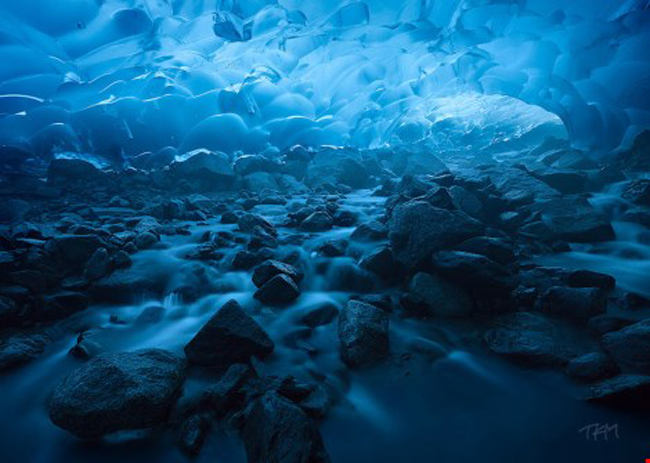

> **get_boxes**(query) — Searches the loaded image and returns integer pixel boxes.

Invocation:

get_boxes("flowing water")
[0,190,648,462]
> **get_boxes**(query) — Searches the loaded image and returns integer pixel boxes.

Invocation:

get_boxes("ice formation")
[1,0,649,165]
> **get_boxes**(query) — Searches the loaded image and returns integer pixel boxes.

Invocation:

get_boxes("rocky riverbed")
[1,136,650,462]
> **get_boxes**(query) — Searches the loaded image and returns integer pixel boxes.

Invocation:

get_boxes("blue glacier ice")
[1,0,649,165]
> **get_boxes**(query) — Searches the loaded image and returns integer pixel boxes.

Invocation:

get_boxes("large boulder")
[48,349,186,439]
[242,392,331,463]
[484,312,572,367]
[621,179,650,207]
[254,274,301,305]
[47,234,106,269]
[338,300,389,368]
[169,150,235,189]
[402,272,473,318]
[47,158,101,185]
[306,148,369,189]
[184,299,274,367]
[0,334,49,372]
[252,260,303,288]
[603,320,650,373]
[586,375,650,410]
[431,250,517,296]
[388,201,483,270]
[540,286,606,323]
[533,196,615,242]
[489,167,560,205]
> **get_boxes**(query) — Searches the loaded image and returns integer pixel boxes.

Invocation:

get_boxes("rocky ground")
[1,133,650,462]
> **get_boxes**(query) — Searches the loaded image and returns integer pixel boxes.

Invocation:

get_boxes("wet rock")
[184,299,274,367]
[36,291,89,321]
[0,295,21,325]
[254,274,301,305]
[566,270,615,290]
[388,201,483,269]
[239,213,277,237]
[489,166,560,205]
[243,172,279,192]
[235,155,281,175]
[603,320,650,373]
[47,234,106,268]
[540,286,606,323]
[306,148,369,189]
[300,211,333,232]
[232,251,260,270]
[252,260,303,288]
[402,272,473,318]
[242,392,331,463]
[431,250,516,296]
[221,211,239,224]
[621,179,650,207]
[317,240,347,257]
[206,363,257,418]
[566,352,619,382]
[529,169,588,194]
[178,414,211,456]
[47,158,100,185]
[454,236,516,265]
[69,337,103,361]
[534,197,614,242]
[135,232,159,250]
[586,375,650,410]
[85,247,110,280]
[350,220,388,242]
[359,246,398,279]
[169,149,235,189]
[48,349,187,439]
[484,312,572,367]
[338,300,389,368]
[0,333,49,372]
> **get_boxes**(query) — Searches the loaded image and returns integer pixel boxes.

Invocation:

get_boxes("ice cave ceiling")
[1,0,649,165]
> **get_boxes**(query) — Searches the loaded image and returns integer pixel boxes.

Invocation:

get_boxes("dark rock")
[178,414,210,456]
[534,197,614,242]
[530,169,588,194]
[622,179,650,206]
[603,320,650,373]
[300,211,333,232]
[306,148,369,189]
[612,130,650,171]
[85,248,111,280]
[169,150,235,189]
[540,286,606,323]
[0,334,49,372]
[338,300,389,368]
[489,167,560,205]
[47,234,106,268]
[135,232,159,250]
[484,312,572,367]
[317,240,347,257]
[254,274,301,305]
[242,393,331,463]
[566,270,615,290]
[566,352,619,382]
[185,299,274,367]
[454,236,516,265]
[36,291,89,321]
[206,363,257,418]
[388,201,483,269]
[235,155,282,175]
[239,213,277,237]
[48,349,186,439]
[252,260,303,288]
[243,172,279,192]
[350,220,388,242]
[359,246,398,279]
[221,211,239,224]
[431,250,516,296]
[402,272,473,318]
[232,251,260,270]
[586,375,650,410]
[47,159,100,185]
